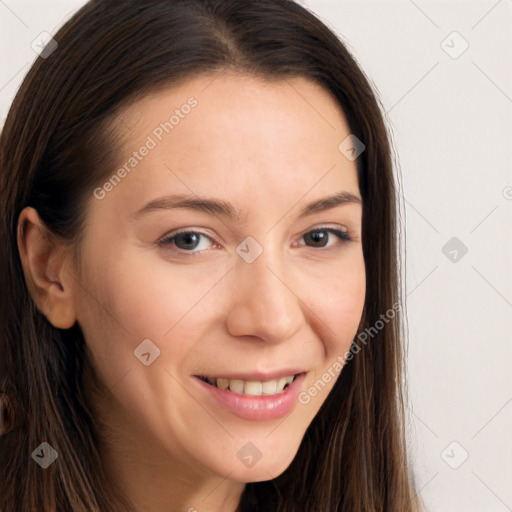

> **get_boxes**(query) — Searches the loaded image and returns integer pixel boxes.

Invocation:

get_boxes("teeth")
[261,379,277,395]
[201,375,297,395]
[276,377,288,392]
[244,381,263,396]
[229,379,244,394]
[216,378,229,390]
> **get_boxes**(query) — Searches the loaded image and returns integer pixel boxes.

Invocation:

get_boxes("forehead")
[97,72,360,217]
[115,72,352,158]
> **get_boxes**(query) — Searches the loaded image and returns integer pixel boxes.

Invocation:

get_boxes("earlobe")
[16,207,77,329]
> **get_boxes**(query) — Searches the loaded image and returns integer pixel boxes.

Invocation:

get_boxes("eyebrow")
[131,191,361,222]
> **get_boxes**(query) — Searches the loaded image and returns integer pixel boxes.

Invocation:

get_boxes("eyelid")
[307,224,350,235]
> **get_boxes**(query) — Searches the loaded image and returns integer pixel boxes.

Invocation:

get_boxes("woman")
[0,0,422,510]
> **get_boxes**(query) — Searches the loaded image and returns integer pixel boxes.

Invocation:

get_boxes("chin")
[223,443,300,483]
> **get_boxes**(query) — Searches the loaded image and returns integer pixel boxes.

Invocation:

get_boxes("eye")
[299,227,352,249]
[158,226,352,255]
[158,230,214,252]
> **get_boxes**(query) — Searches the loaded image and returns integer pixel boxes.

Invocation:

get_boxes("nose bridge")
[225,238,304,342]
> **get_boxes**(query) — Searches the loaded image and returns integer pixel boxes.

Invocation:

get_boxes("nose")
[225,243,305,343]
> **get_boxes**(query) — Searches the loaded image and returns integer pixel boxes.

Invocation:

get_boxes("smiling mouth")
[196,374,298,396]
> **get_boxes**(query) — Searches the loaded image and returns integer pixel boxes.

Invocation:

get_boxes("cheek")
[319,254,366,354]
[82,250,217,338]
[113,271,231,364]
[296,255,365,413]
[75,251,226,379]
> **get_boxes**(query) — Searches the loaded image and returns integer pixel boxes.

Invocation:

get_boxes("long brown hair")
[0,0,421,510]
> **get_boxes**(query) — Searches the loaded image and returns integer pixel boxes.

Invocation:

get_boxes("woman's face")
[72,72,365,497]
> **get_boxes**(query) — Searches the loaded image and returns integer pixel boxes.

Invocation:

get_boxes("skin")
[17,72,366,512]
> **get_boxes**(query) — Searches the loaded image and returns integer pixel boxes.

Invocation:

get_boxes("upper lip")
[195,369,307,381]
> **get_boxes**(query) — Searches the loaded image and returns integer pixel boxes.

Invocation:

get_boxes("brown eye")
[302,228,351,248]
[158,230,214,253]
[172,232,201,250]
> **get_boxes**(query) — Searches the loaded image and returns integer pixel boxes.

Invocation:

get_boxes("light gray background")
[1,1,511,511]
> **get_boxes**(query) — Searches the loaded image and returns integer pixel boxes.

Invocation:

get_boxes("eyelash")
[157,226,352,255]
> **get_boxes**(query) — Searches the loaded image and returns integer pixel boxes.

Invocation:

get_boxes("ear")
[16,207,77,329]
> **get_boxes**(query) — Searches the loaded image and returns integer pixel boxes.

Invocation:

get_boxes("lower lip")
[194,373,306,421]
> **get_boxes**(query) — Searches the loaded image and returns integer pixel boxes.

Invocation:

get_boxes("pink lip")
[194,372,306,421]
